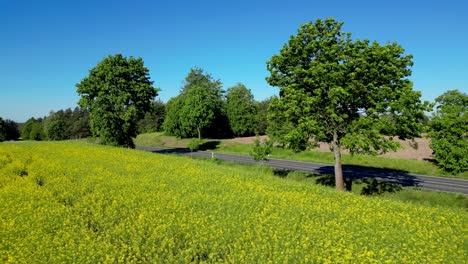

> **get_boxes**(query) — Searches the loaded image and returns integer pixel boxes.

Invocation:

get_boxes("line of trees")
[4,18,465,178]
[0,117,20,142]
[19,107,91,141]
[163,68,269,139]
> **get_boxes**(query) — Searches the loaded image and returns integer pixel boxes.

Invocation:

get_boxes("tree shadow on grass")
[272,165,419,195]
[423,158,438,165]
[148,147,191,154]
[272,168,292,178]
[199,140,221,151]
[315,165,423,188]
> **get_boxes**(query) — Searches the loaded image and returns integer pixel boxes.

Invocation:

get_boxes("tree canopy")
[225,83,257,137]
[21,118,45,141]
[0,118,20,142]
[163,68,228,139]
[429,90,467,174]
[137,100,166,134]
[266,18,429,191]
[76,54,158,148]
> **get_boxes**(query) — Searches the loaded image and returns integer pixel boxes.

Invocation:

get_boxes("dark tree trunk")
[331,131,344,191]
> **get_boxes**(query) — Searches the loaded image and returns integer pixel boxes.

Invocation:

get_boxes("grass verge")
[135,133,468,179]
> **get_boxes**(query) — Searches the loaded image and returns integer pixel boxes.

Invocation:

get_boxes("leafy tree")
[163,96,185,137]
[69,107,91,139]
[226,83,257,137]
[255,97,271,135]
[429,90,467,173]
[250,137,273,161]
[180,85,220,139]
[266,18,429,191]
[76,54,159,148]
[164,68,227,139]
[0,119,4,142]
[29,122,45,141]
[137,100,166,133]
[0,118,20,141]
[21,118,43,140]
[44,110,70,140]
[188,138,202,152]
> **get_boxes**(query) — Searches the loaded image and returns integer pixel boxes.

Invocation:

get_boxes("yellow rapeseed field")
[0,142,466,263]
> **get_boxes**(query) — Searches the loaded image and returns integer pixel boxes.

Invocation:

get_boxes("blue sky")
[1,0,467,122]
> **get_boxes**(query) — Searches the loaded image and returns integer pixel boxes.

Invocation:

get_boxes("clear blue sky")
[1,0,467,122]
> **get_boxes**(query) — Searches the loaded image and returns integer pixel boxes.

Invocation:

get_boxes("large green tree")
[137,100,166,133]
[0,118,20,142]
[255,97,271,135]
[76,54,158,148]
[163,68,227,139]
[180,85,220,139]
[266,18,429,191]
[226,83,257,137]
[21,118,45,141]
[429,90,467,174]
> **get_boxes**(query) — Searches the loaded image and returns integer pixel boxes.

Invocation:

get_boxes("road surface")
[137,146,468,195]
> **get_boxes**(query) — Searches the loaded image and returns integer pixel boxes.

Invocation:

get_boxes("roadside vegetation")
[1,142,466,262]
[134,132,468,179]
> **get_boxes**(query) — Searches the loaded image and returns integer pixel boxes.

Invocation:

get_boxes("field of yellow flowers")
[0,141,466,263]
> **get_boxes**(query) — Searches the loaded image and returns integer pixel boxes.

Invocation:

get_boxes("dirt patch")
[221,136,433,161]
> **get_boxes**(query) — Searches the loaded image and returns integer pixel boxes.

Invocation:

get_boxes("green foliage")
[163,96,185,137]
[225,83,257,136]
[250,137,272,161]
[429,90,467,174]
[0,142,466,262]
[188,138,202,152]
[163,68,228,139]
[0,118,20,141]
[180,86,219,139]
[21,118,44,141]
[255,97,271,135]
[137,100,166,133]
[266,18,430,190]
[76,54,159,148]
[68,107,91,139]
[29,122,45,141]
[43,107,90,140]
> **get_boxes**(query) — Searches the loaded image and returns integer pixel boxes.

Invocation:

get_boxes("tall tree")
[0,118,20,141]
[163,96,185,137]
[137,100,166,133]
[69,107,91,139]
[429,90,467,173]
[255,97,271,135]
[163,68,227,139]
[180,85,219,139]
[76,54,159,148]
[21,118,44,140]
[266,18,429,191]
[44,110,70,140]
[226,83,257,137]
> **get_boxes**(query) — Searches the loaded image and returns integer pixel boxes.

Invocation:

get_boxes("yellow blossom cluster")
[0,142,466,263]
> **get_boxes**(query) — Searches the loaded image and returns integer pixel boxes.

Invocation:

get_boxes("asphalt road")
[137,146,468,195]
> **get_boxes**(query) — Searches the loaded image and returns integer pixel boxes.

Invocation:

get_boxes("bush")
[250,137,272,161]
[188,138,202,152]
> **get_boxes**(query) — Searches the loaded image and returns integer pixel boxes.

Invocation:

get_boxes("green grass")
[198,158,468,210]
[1,141,466,262]
[135,133,468,179]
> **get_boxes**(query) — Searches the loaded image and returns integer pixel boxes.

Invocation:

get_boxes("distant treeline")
[4,104,166,142]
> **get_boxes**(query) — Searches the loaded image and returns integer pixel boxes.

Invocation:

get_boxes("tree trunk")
[197,127,201,140]
[332,131,344,191]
